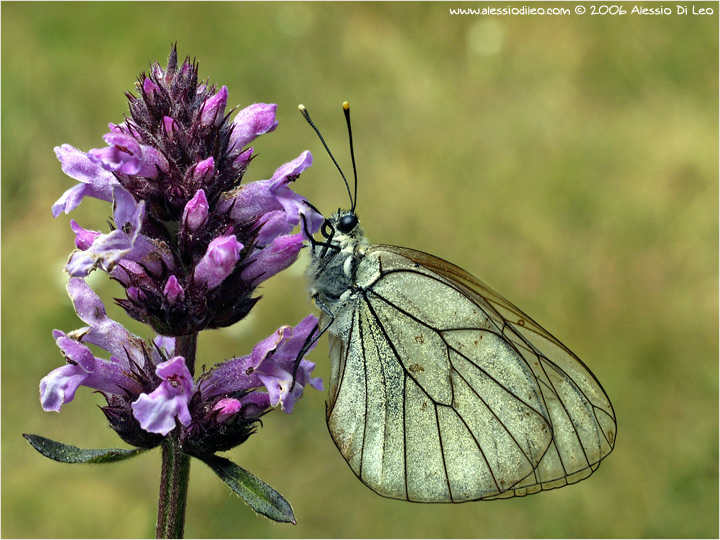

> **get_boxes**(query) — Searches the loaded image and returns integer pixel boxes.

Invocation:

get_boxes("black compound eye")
[338,213,358,234]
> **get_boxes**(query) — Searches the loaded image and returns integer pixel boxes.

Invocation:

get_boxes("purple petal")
[66,278,145,367]
[55,334,96,371]
[267,314,320,372]
[200,322,296,398]
[41,331,142,411]
[66,187,151,277]
[241,233,303,286]
[131,357,194,435]
[256,363,295,412]
[112,184,144,229]
[213,398,243,423]
[202,315,321,413]
[194,235,243,290]
[66,229,154,277]
[300,207,325,238]
[87,133,142,175]
[66,230,128,276]
[87,132,169,178]
[228,103,278,154]
[217,151,314,229]
[296,359,324,392]
[200,85,228,126]
[239,392,271,420]
[182,189,209,232]
[163,116,177,138]
[70,220,100,250]
[143,78,160,102]
[153,335,176,356]
[217,179,275,225]
[268,151,318,229]
[192,157,215,183]
[163,275,185,305]
[254,211,294,247]
[52,144,120,216]
[40,364,89,412]
[232,147,253,169]
[270,150,313,185]
[256,358,322,415]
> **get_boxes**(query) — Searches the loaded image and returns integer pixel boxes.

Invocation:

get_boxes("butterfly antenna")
[299,104,354,210]
[342,102,358,213]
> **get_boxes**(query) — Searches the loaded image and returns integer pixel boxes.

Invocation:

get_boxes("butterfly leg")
[290,294,335,391]
[300,205,340,258]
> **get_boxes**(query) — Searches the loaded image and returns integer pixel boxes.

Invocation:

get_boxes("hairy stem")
[155,334,197,539]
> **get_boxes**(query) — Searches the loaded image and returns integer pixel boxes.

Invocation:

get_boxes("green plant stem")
[156,435,191,538]
[155,334,197,539]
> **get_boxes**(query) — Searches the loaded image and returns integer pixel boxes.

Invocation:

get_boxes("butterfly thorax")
[306,210,370,313]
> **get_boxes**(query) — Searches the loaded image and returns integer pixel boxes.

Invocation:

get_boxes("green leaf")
[23,434,147,463]
[200,454,296,524]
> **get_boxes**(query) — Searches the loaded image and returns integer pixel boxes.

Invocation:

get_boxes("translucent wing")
[325,245,616,502]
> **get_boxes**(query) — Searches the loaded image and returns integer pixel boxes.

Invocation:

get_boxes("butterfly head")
[321,209,366,248]
[305,208,367,304]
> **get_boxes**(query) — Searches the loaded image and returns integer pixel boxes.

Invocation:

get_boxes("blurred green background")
[2,2,717,538]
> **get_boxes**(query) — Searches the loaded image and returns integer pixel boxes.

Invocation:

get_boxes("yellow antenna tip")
[298,104,306,111]
[342,101,350,110]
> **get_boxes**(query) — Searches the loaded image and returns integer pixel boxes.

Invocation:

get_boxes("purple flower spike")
[131,357,194,436]
[46,48,325,461]
[200,85,228,127]
[194,235,244,290]
[229,103,278,154]
[52,144,121,217]
[183,189,209,232]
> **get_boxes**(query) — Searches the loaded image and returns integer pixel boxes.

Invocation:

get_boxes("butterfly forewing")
[384,245,618,474]
[324,243,616,502]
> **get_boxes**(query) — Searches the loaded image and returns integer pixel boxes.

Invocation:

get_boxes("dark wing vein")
[367,284,550,422]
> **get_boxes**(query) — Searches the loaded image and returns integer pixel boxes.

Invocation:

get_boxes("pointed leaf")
[200,454,296,524]
[23,434,147,463]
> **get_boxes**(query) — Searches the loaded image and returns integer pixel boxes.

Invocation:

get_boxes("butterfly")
[297,103,616,502]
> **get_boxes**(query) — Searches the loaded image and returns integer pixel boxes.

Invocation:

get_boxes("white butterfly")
[299,103,616,503]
